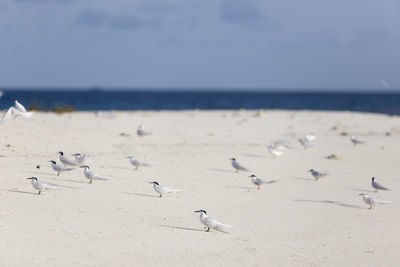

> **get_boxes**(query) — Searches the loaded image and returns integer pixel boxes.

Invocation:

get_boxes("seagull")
[298,134,316,149]
[137,125,151,137]
[1,100,34,125]
[351,136,366,145]
[230,158,249,172]
[27,177,57,195]
[194,210,233,233]
[267,144,283,158]
[58,151,79,166]
[249,175,276,190]
[308,169,327,181]
[359,193,392,209]
[371,177,390,192]
[49,160,75,176]
[149,181,182,198]
[80,165,108,184]
[126,156,151,170]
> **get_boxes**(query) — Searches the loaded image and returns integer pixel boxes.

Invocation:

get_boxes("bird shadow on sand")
[294,199,364,209]
[343,187,375,193]
[205,168,234,173]
[22,171,54,177]
[292,176,315,182]
[47,177,88,185]
[157,225,203,232]
[226,185,253,190]
[241,154,268,159]
[7,189,37,195]
[124,192,160,198]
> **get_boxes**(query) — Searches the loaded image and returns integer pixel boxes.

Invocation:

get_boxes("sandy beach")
[0,110,399,266]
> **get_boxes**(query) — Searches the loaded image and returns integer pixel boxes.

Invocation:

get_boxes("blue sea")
[0,90,399,115]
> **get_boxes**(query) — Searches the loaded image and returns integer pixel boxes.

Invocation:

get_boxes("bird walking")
[351,136,366,146]
[359,193,391,209]
[194,210,233,233]
[249,175,276,190]
[80,165,108,184]
[149,181,182,198]
[137,125,151,137]
[308,169,327,181]
[58,151,79,166]
[371,177,390,192]
[27,177,57,195]
[230,158,249,173]
[49,160,75,176]
[127,156,151,170]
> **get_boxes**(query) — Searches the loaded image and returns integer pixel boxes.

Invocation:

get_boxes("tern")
[126,156,151,170]
[72,153,89,164]
[351,136,365,145]
[149,181,182,198]
[359,193,392,209]
[308,169,327,181]
[137,125,151,137]
[58,151,79,166]
[194,210,233,233]
[49,160,75,176]
[1,100,33,125]
[230,158,249,172]
[249,175,276,190]
[80,165,108,184]
[371,177,390,192]
[27,177,57,195]
[267,144,283,158]
[298,134,316,149]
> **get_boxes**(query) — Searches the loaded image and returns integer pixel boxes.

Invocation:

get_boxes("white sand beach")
[0,110,399,266]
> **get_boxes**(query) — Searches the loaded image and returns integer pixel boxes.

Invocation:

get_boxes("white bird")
[351,136,365,145]
[249,175,276,190]
[80,165,108,184]
[267,144,284,157]
[298,134,316,149]
[137,125,151,137]
[230,158,249,172]
[371,177,390,192]
[194,210,233,233]
[27,177,57,195]
[308,169,327,181]
[58,151,79,166]
[49,160,75,176]
[149,181,182,198]
[1,100,33,125]
[359,193,392,209]
[72,153,91,165]
[127,156,151,170]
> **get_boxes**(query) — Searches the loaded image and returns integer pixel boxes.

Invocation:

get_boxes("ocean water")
[0,90,399,115]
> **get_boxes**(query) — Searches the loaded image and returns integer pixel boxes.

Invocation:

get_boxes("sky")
[0,0,399,90]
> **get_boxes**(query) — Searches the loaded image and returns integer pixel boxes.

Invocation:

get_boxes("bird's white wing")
[1,107,17,124]
[14,100,27,113]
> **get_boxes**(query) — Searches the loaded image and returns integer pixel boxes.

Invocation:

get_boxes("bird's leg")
[57,172,60,176]
[38,191,41,195]
[135,166,138,170]
[257,185,260,190]
[89,180,92,184]
[369,205,372,209]
[159,194,162,198]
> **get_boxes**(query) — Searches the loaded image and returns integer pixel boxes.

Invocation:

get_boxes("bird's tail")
[167,188,183,193]
[215,223,233,233]
[43,183,58,190]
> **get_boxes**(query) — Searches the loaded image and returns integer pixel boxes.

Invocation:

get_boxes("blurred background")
[0,0,399,112]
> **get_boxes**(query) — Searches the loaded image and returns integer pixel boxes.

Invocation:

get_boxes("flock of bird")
[1,100,394,233]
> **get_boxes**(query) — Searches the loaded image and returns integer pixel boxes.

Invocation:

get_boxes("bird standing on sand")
[1,100,33,125]
[298,134,316,149]
[194,210,233,233]
[149,181,182,198]
[371,177,389,192]
[27,177,57,195]
[80,165,108,184]
[359,193,391,209]
[73,153,89,165]
[137,125,151,137]
[127,156,151,170]
[249,175,276,190]
[58,151,79,166]
[49,160,75,176]
[267,144,283,158]
[230,158,249,172]
[308,169,327,181]
[351,136,366,145]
